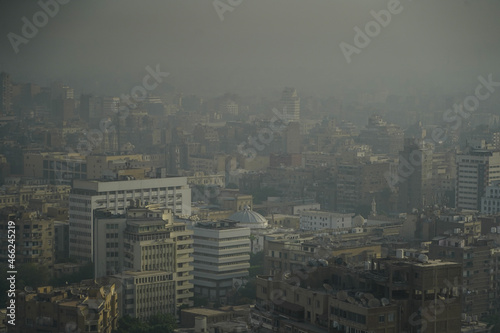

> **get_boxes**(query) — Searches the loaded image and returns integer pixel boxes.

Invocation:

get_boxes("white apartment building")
[69,177,191,262]
[299,210,353,231]
[192,220,250,302]
[481,181,500,215]
[456,143,500,210]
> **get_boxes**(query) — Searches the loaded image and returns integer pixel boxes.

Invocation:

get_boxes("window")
[388,313,394,322]
[379,315,385,323]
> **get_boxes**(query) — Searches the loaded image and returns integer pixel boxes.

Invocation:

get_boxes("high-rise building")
[68,177,191,262]
[80,94,103,122]
[281,87,300,122]
[456,142,500,210]
[398,139,434,213]
[100,207,194,317]
[0,72,13,115]
[112,270,176,319]
[284,122,301,154]
[358,115,404,156]
[336,160,393,213]
[429,235,498,317]
[481,181,500,215]
[192,220,250,302]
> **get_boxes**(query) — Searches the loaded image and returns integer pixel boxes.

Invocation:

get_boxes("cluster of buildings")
[2,72,500,332]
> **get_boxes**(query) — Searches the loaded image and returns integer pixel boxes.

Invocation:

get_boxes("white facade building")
[69,177,191,262]
[299,210,353,231]
[192,220,250,302]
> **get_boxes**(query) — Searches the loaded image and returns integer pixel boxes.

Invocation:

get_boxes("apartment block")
[0,183,70,209]
[12,281,118,333]
[192,220,250,302]
[68,177,191,262]
[281,87,300,122]
[94,206,194,314]
[299,210,353,231]
[429,235,498,317]
[481,181,500,215]
[0,208,54,270]
[456,143,500,210]
[336,161,392,213]
[254,257,462,333]
[112,270,176,319]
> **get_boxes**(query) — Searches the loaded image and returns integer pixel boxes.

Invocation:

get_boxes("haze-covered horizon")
[1,0,499,98]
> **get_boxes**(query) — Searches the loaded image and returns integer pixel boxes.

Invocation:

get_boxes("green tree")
[114,313,177,333]
[17,263,50,289]
[485,314,500,333]
[148,313,177,333]
[50,262,94,287]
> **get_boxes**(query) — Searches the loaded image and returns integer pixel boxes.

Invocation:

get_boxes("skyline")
[1,0,500,97]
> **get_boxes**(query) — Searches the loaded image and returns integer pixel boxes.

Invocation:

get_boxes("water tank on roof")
[194,316,207,333]
[418,254,429,263]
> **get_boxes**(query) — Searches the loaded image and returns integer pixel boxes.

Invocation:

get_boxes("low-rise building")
[12,281,118,333]
[0,208,55,270]
[254,257,462,333]
[300,210,353,231]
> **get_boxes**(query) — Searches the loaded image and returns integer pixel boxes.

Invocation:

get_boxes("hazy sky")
[1,0,499,97]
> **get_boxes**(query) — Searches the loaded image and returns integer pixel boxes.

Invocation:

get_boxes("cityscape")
[1,1,500,333]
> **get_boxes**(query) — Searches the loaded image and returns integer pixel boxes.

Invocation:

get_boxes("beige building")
[264,233,381,277]
[112,270,176,319]
[0,183,70,209]
[0,208,55,270]
[23,152,166,184]
[94,207,194,315]
[23,152,87,184]
[12,281,118,333]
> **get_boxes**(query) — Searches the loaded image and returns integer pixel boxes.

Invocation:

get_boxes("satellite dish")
[347,297,356,304]
[381,298,390,306]
[24,286,34,293]
[337,291,348,301]
[368,298,381,308]
[323,284,333,293]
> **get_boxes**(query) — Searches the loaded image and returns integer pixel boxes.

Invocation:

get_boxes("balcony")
[177,274,193,281]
